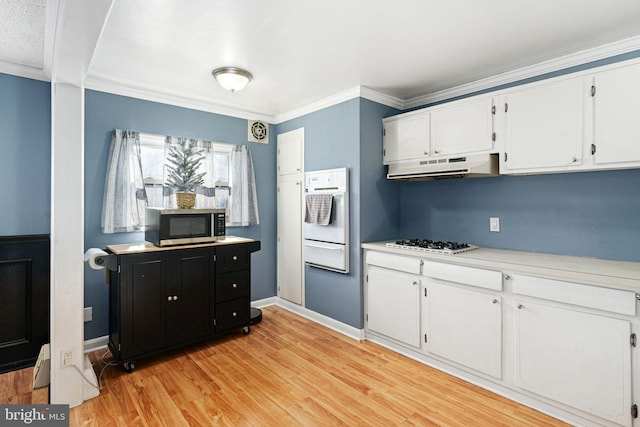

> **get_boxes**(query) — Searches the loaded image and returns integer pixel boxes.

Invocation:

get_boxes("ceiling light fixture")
[212,66,253,92]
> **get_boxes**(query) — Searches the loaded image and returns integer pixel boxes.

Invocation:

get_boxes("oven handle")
[304,242,344,250]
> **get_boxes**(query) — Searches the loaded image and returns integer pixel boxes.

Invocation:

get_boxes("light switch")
[490,217,500,232]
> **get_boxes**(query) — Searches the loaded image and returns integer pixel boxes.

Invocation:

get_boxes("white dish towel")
[304,194,333,225]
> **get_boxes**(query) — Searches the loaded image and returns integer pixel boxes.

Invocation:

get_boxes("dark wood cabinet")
[108,239,260,371]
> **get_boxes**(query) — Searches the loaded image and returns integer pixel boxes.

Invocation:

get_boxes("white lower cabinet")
[422,279,502,378]
[366,265,421,348]
[514,299,633,426]
[363,249,639,426]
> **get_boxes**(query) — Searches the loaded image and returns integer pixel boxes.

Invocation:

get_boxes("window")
[139,133,232,209]
[102,129,259,234]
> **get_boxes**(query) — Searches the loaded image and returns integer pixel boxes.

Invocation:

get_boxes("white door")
[277,128,304,305]
[593,62,640,164]
[430,96,495,157]
[366,266,421,348]
[422,280,502,378]
[515,300,632,426]
[502,77,587,173]
[383,111,430,163]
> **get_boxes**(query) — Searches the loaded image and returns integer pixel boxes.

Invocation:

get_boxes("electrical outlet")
[490,217,500,232]
[84,307,92,322]
[61,349,73,368]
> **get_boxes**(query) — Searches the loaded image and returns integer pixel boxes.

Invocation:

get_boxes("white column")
[50,82,85,407]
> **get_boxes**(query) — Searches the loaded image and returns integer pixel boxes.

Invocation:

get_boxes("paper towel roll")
[84,248,108,270]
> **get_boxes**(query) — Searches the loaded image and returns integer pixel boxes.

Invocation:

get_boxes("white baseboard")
[83,335,108,353]
[83,296,365,353]
[273,297,365,341]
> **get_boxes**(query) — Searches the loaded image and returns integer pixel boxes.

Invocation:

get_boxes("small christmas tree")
[165,140,206,193]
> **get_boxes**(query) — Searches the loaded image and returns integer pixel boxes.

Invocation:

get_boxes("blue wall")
[275,98,401,328]
[359,98,402,243]
[84,90,277,339]
[0,73,51,236]
[276,99,362,327]
[400,170,640,262]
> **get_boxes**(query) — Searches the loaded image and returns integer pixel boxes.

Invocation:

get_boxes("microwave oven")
[145,208,226,246]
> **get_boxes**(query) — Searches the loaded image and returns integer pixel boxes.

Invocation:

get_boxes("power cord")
[69,349,118,391]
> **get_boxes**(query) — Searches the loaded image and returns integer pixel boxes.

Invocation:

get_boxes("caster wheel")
[123,361,135,373]
[242,326,251,334]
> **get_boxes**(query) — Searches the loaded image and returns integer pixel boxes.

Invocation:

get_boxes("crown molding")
[0,61,49,82]
[273,86,403,124]
[404,34,640,109]
[273,86,361,124]
[84,73,276,123]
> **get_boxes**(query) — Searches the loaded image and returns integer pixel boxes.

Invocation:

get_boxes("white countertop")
[362,241,640,292]
[107,236,255,255]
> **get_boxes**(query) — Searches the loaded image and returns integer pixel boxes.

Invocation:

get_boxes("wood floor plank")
[0,306,568,426]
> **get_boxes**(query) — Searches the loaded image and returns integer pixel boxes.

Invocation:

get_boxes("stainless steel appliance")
[145,208,225,246]
[386,239,479,255]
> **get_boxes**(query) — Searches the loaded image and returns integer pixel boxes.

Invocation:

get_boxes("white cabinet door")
[383,111,430,164]
[515,300,632,426]
[423,279,501,378]
[277,129,303,175]
[366,265,421,348]
[431,96,495,157]
[593,62,640,165]
[277,128,304,305]
[502,77,588,173]
[277,177,303,304]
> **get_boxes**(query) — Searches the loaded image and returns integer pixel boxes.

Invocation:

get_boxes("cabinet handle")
[572,157,577,163]
[424,151,429,155]
[412,281,418,286]
[167,296,172,301]
[434,150,440,154]
[174,296,178,301]
[232,283,238,288]
[232,312,237,317]
[232,256,238,261]
[504,274,511,280]
[517,304,524,310]
[492,299,498,304]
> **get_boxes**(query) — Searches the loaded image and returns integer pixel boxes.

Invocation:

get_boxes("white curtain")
[228,145,260,226]
[101,130,260,233]
[101,129,147,233]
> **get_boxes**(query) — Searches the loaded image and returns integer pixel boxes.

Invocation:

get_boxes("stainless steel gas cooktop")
[385,239,479,255]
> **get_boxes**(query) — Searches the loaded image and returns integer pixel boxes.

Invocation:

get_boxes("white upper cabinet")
[277,129,303,175]
[592,61,640,165]
[383,110,430,164]
[430,96,496,157]
[501,77,589,174]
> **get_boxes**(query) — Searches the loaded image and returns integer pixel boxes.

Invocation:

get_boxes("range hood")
[387,153,499,181]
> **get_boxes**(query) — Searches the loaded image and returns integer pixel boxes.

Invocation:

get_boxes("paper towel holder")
[95,254,117,271]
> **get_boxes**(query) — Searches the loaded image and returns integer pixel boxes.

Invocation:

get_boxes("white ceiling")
[2,0,640,122]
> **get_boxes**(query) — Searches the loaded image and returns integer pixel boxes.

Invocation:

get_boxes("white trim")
[274,86,403,124]
[251,296,278,308]
[84,74,275,123]
[274,86,360,124]
[403,34,640,109]
[275,298,365,341]
[359,86,404,110]
[84,335,108,353]
[0,60,49,82]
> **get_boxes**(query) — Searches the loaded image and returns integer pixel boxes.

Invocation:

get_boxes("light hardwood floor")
[1,306,567,426]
